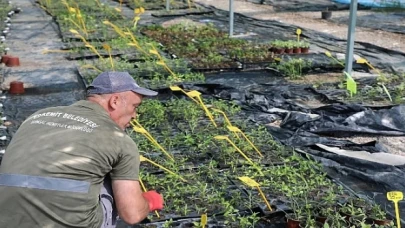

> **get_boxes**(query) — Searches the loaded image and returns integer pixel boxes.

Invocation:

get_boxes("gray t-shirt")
[0,100,140,228]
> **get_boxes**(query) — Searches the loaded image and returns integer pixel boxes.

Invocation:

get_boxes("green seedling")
[139,176,160,218]
[131,120,174,161]
[214,136,262,174]
[187,91,217,127]
[387,191,403,228]
[227,125,263,157]
[238,176,272,211]
[357,57,392,102]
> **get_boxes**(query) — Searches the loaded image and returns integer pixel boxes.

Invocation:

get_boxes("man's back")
[0,100,139,228]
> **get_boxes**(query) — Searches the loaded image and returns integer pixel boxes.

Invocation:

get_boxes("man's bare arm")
[112,180,150,224]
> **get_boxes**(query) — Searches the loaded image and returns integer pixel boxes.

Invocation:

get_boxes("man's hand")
[142,190,164,211]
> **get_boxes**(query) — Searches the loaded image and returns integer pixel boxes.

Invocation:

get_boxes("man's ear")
[108,94,120,110]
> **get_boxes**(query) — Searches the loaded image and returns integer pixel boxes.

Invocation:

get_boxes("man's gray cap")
[87,71,158,96]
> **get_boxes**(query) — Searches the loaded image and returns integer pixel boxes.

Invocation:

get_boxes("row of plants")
[38,0,206,87]
[129,96,395,227]
[141,23,313,71]
[317,52,405,105]
[270,39,311,54]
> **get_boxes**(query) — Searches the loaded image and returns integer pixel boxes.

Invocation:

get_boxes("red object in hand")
[142,190,164,211]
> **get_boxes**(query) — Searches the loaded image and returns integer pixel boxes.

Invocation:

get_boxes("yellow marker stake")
[187,91,217,127]
[214,136,262,174]
[227,126,263,157]
[131,121,174,161]
[210,108,239,139]
[387,191,403,228]
[169,86,199,104]
[239,176,272,211]
[210,108,233,127]
[201,213,207,227]
[139,177,160,218]
[296,28,302,42]
[140,156,187,182]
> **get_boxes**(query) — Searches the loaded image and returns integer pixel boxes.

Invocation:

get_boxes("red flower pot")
[301,47,310,53]
[9,81,25,94]
[293,47,301,54]
[1,55,11,64]
[6,56,20,67]
[287,218,300,228]
[285,48,293,54]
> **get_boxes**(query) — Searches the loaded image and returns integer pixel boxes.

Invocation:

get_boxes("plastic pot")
[284,48,293,54]
[322,11,332,20]
[1,55,11,64]
[6,56,20,67]
[301,47,310,54]
[293,47,301,54]
[274,48,285,54]
[373,219,392,225]
[287,218,300,228]
[315,216,327,224]
[9,81,24,94]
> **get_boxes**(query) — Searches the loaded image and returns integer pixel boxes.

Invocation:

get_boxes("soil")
[195,0,405,53]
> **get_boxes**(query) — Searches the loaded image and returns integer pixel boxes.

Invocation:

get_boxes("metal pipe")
[344,0,358,75]
[229,0,234,37]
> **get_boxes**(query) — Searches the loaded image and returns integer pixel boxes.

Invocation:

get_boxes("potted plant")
[285,40,294,54]
[270,40,285,54]
[300,41,310,53]
[293,41,301,54]
[367,203,393,226]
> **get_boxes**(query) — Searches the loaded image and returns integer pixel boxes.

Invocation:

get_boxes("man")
[0,71,164,228]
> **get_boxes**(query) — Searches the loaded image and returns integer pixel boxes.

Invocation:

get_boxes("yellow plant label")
[187,90,201,97]
[356,58,368,64]
[149,49,159,55]
[156,60,165,66]
[296,28,302,35]
[324,51,332,58]
[201,213,207,226]
[114,7,122,12]
[169,86,181,91]
[133,126,147,134]
[214,135,228,140]
[239,176,260,187]
[69,29,79,35]
[227,126,241,132]
[274,57,282,62]
[388,191,403,202]
[102,44,111,51]
[140,155,147,162]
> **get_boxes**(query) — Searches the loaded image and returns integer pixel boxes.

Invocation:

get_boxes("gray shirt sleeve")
[109,136,140,180]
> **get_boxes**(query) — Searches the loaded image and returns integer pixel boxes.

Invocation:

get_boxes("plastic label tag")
[133,126,147,134]
[186,90,201,97]
[388,191,403,202]
[239,176,260,187]
[214,135,228,140]
[227,126,241,132]
[201,213,207,227]
[296,28,302,35]
[170,86,181,91]
[140,155,147,162]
